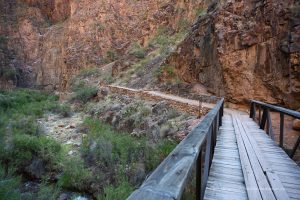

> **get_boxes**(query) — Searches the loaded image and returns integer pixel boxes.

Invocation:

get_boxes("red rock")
[292,119,300,131]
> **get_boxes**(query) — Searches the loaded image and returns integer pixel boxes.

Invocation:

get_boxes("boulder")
[292,119,300,131]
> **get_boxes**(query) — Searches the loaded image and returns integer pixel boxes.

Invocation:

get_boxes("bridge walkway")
[204,112,300,200]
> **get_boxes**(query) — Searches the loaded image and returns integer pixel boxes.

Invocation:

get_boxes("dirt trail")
[106,85,216,116]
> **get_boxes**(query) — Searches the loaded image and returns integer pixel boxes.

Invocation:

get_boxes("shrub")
[195,8,205,16]
[0,164,21,200]
[166,108,180,119]
[129,43,146,59]
[95,22,105,31]
[0,93,13,111]
[144,139,176,171]
[50,103,72,117]
[5,134,62,171]
[2,68,17,80]
[71,81,98,103]
[176,19,190,31]
[106,49,118,62]
[78,67,99,78]
[11,116,42,136]
[58,157,92,191]
[37,182,60,200]
[99,181,134,200]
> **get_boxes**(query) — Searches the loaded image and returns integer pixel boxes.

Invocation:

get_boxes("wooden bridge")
[127,98,300,200]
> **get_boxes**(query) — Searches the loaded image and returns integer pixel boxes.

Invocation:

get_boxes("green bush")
[129,43,146,59]
[58,157,92,190]
[82,117,177,195]
[71,81,98,103]
[0,89,64,181]
[0,165,21,200]
[99,181,134,200]
[144,139,176,171]
[50,103,72,117]
[3,134,62,171]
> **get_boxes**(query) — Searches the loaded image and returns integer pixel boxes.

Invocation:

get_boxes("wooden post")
[260,108,268,130]
[279,113,284,148]
[196,149,202,200]
[201,130,212,199]
[258,105,261,125]
[250,102,254,118]
[219,102,224,127]
[290,136,300,158]
[253,103,256,122]
[266,109,274,140]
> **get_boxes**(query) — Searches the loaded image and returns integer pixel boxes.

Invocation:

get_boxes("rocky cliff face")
[166,0,300,108]
[1,0,299,108]
[0,0,207,90]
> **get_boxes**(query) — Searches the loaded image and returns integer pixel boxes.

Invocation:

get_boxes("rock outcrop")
[166,0,300,108]
[1,0,299,108]
[0,0,207,90]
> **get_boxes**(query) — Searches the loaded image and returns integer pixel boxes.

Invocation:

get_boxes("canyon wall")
[0,0,207,90]
[166,0,300,108]
[1,0,299,108]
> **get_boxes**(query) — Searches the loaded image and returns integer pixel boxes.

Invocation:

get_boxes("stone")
[57,193,69,200]
[1,0,208,90]
[292,119,300,131]
[25,158,45,179]
[165,0,300,109]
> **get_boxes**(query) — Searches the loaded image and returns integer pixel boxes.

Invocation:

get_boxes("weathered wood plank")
[232,115,262,200]
[204,114,248,200]
[235,115,290,200]
[238,116,290,200]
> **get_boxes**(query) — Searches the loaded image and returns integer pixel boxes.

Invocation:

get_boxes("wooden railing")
[127,98,224,200]
[249,100,300,158]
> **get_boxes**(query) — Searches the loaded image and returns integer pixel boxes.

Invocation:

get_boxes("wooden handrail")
[127,98,224,200]
[249,100,300,158]
[250,100,300,119]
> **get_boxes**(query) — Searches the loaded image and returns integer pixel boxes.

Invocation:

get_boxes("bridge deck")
[204,112,300,200]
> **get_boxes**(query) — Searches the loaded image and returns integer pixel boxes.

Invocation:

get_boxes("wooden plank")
[204,188,248,200]
[235,115,290,200]
[232,115,262,200]
[238,117,290,200]
[204,114,248,200]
